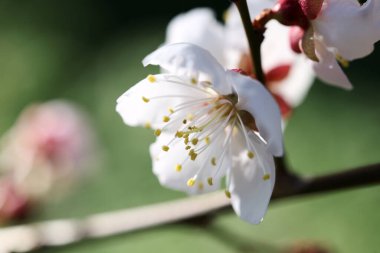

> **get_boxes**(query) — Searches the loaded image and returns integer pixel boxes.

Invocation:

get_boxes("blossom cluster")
[116,0,380,224]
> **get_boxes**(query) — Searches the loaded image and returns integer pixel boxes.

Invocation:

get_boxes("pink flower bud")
[273,0,309,29]
[298,0,324,20]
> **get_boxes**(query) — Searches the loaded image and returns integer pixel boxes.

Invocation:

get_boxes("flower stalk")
[233,0,266,84]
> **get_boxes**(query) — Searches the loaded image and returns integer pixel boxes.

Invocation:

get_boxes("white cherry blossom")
[116,43,283,223]
[166,3,315,113]
[311,0,380,89]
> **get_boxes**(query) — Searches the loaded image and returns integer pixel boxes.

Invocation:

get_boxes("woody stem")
[233,0,266,84]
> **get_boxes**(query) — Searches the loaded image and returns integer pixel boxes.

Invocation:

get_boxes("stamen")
[188,149,198,161]
[224,190,231,199]
[175,164,182,172]
[247,151,255,159]
[336,54,349,68]
[147,75,156,83]
[168,107,174,114]
[183,119,187,124]
[175,131,184,138]
[207,177,213,186]
[144,122,151,129]
[191,138,199,145]
[187,113,195,121]
[205,136,210,145]
[198,182,204,190]
[187,177,196,187]
[191,77,198,85]
[162,145,170,152]
[142,96,150,103]
[163,116,170,122]
[262,174,271,181]
[211,157,217,166]
[154,129,162,136]
[236,115,269,176]
[185,145,191,150]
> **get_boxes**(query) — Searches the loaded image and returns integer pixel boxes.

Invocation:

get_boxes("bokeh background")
[0,0,379,252]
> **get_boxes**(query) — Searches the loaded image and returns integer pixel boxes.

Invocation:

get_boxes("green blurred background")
[0,0,379,252]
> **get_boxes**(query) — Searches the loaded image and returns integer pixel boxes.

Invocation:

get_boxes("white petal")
[313,0,380,60]
[143,43,232,95]
[166,8,225,65]
[150,133,230,195]
[262,21,315,107]
[313,40,353,89]
[228,131,275,224]
[261,21,296,72]
[229,71,283,156]
[271,56,315,107]
[116,74,210,129]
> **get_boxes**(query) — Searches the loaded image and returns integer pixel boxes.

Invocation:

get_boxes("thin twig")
[0,163,379,252]
[234,0,266,84]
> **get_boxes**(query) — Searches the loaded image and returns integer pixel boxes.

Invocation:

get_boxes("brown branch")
[273,162,380,199]
[0,163,379,252]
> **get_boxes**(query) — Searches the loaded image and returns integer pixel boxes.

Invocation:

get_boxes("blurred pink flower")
[0,100,98,222]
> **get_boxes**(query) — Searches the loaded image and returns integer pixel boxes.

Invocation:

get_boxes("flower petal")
[116,74,210,129]
[150,133,229,194]
[271,56,315,107]
[261,21,297,72]
[313,0,380,60]
[313,40,353,89]
[229,71,283,156]
[262,21,315,107]
[143,43,232,95]
[228,131,275,224]
[166,8,225,65]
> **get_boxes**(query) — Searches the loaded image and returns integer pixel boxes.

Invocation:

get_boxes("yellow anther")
[183,133,189,138]
[205,136,210,145]
[163,116,170,122]
[154,129,162,136]
[142,96,150,103]
[184,138,189,145]
[191,138,199,145]
[187,177,196,187]
[188,150,197,160]
[223,10,230,22]
[187,113,195,121]
[232,126,239,136]
[224,190,231,199]
[262,174,271,181]
[175,131,184,138]
[191,77,197,85]
[198,182,204,190]
[185,145,191,150]
[207,177,213,186]
[168,107,174,114]
[336,54,350,68]
[175,164,182,172]
[147,74,156,83]
[247,151,255,159]
[162,145,170,152]
[182,119,187,124]
[201,80,212,87]
[144,122,151,129]
[211,157,217,166]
